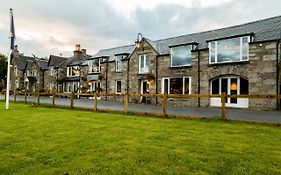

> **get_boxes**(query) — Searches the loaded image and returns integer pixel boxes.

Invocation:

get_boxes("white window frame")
[115,80,122,94]
[161,77,192,94]
[208,36,250,64]
[170,45,192,67]
[88,59,101,73]
[139,54,149,74]
[50,66,54,76]
[115,55,123,72]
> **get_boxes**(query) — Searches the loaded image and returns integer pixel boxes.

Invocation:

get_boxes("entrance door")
[210,76,248,108]
[140,80,149,103]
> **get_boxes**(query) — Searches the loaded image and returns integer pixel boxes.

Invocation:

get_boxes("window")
[171,45,192,67]
[50,66,54,76]
[116,55,123,72]
[116,80,121,94]
[67,66,80,77]
[210,76,249,104]
[162,77,191,94]
[209,36,250,64]
[88,59,101,73]
[139,54,149,74]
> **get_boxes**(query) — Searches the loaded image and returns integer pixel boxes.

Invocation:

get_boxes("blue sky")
[0,0,281,58]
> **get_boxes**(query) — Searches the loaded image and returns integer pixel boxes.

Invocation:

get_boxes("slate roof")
[92,45,134,62]
[93,15,281,58]
[37,59,49,70]
[14,55,34,71]
[66,54,91,67]
[49,55,68,68]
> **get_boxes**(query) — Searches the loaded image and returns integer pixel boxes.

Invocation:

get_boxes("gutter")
[156,55,159,104]
[197,51,201,107]
[276,40,280,110]
[105,62,108,100]
[126,58,130,94]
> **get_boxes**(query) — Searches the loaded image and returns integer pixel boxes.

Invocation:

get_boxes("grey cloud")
[0,0,281,57]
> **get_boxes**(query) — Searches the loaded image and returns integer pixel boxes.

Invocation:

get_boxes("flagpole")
[5,53,11,110]
[6,8,15,110]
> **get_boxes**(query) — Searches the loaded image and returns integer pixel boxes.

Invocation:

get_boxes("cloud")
[0,0,280,58]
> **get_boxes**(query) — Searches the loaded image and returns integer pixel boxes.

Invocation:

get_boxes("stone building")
[93,15,281,110]
[8,15,281,110]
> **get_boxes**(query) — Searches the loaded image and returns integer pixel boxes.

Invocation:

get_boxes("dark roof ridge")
[154,15,281,42]
[98,44,134,52]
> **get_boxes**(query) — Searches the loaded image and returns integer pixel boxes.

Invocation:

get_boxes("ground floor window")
[63,82,79,93]
[162,77,191,94]
[88,81,101,93]
[210,76,249,107]
[116,80,122,94]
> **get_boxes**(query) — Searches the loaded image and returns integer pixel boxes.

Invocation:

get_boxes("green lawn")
[0,102,280,175]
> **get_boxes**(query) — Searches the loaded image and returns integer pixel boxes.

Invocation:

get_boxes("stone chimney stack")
[73,44,82,59]
[81,49,86,56]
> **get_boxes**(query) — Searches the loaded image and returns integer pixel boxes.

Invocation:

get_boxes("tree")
[0,54,8,91]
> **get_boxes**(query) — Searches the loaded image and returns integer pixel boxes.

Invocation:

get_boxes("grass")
[0,102,280,175]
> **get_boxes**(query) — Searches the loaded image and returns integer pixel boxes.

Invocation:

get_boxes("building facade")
[9,15,281,110]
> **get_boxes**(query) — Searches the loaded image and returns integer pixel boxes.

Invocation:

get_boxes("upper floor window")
[50,66,54,76]
[209,36,250,64]
[162,77,191,94]
[88,59,101,73]
[115,55,123,72]
[67,66,80,77]
[139,54,149,74]
[171,45,192,67]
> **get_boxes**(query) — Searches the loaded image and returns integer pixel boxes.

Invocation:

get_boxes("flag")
[10,8,15,50]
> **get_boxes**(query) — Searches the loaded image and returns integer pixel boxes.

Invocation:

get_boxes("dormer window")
[209,36,250,64]
[67,66,80,77]
[88,59,101,73]
[115,55,123,72]
[171,45,192,67]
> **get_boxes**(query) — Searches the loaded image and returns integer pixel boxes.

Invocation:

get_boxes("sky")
[0,0,281,58]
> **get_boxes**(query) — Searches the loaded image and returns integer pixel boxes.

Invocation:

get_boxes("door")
[140,80,149,103]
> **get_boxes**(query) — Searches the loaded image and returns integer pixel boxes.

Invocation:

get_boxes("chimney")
[81,49,86,56]
[75,44,81,51]
[73,44,82,59]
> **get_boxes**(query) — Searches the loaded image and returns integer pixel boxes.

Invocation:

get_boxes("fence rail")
[4,91,281,122]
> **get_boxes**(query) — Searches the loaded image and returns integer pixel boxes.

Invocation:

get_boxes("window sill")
[170,65,192,69]
[139,72,149,74]
[208,60,249,66]
[88,72,101,75]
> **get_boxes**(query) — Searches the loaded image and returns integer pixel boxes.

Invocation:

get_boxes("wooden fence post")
[163,94,167,118]
[221,93,226,120]
[37,92,40,105]
[24,91,27,103]
[13,91,16,103]
[124,93,129,114]
[70,92,74,109]
[52,91,56,107]
[94,93,97,111]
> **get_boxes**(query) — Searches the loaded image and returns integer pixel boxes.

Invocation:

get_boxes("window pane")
[116,81,121,93]
[212,79,219,94]
[240,78,249,94]
[170,78,183,94]
[242,37,249,60]
[164,79,169,94]
[139,54,148,73]
[184,78,190,94]
[217,38,240,62]
[171,45,191,67]
[221,78,228,94]
[116,55,123,71]
[210,42,216,63]
[230,78,237,103]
